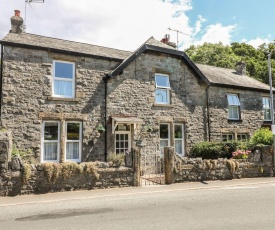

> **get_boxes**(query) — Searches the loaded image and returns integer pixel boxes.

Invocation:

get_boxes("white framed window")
[174,124,185,155]
[160,123,170,154]
[53,60,75,98]
[65,121,82,162]
[227,94,240,120]
[263,97,271,121]
[155,74,170,104]
[42,121,60,162]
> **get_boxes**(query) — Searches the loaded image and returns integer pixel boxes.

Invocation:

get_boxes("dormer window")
[227,94,240,120]
[155,74,170,104]
[53,60,75,98]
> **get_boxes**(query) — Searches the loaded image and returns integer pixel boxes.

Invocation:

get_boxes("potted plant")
[97,124,106,133]
[144,124,153,132]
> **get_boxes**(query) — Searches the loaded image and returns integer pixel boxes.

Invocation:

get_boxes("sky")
[0,0,274,52]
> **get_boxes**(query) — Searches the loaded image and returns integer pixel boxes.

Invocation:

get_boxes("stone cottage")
[0,11,273,163]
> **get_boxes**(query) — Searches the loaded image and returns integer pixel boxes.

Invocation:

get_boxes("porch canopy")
[111,116,144,134]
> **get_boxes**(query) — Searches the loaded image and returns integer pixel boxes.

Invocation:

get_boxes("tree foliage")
[185,41,275,85]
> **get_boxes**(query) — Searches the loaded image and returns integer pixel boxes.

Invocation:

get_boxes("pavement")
[1,177,275,207]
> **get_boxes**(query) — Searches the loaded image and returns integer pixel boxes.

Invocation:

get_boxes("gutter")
[103,74,111,161]
[0,44,3,120]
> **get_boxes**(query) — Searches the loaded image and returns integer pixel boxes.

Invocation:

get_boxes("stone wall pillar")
[164,146,175,184]
[0,131,12,172]
[133,147,141,186]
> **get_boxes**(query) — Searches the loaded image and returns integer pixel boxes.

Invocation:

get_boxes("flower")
[232,149,251,159]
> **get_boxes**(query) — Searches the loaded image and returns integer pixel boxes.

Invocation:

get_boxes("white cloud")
[246,37,271,48]
[0,0,193,51]
[193,15,206,36]
[193,23,236,46]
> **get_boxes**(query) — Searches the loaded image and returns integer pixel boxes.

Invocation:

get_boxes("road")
[1,178,275,230]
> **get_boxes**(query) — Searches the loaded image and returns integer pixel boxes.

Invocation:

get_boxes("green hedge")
[189,141,253,159]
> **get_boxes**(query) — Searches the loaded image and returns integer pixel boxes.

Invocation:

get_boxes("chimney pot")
[235,61,246,75]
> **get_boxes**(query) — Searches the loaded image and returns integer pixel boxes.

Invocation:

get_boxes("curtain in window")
[175,140,182,154]
[44,142,58,161]
[229,106,239,119]
[54,80,73,97]
[66,142,79,159]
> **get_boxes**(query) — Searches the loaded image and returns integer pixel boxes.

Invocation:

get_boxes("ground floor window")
[160,123,170,154]
[42,121,82,162]
[222,133,248,142]
[42,121,60,162]
[174,124,185,155]
[66,122,82,162]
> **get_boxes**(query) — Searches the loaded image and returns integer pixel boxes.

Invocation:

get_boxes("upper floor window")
[155,74,170,104]
[227,94,240,120]
[263,97,271,121]
[53,60,75,98]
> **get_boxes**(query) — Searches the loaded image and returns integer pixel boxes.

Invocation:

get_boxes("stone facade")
[208,86,267,141]
[106,51,208,155]
[0,33,272,162]
[1,46,121,161]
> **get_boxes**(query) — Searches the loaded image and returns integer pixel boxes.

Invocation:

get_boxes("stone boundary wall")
[164,147,273,183]
[0,162,134,196]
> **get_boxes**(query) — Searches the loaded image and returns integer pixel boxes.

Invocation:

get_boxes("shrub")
[250,128,273,146]
[107,153,125,167]
[190,141,245,159]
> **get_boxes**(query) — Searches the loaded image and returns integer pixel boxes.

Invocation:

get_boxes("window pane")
[160,124,169,138]
[160,140,169,148]
[263,97,270,109]
[174,125,182,138]
[67,123,80,140]
[55,62,73,79]
[229,106,239,119]
[44,142,58,160]
[155,75,170,87]
[227,94,240,105]
[44,122,59,140]
[54,80,73,97]
[264,109,271,120]
[66,142,79,159]
[155,89,168,103]
[175,140,182,154]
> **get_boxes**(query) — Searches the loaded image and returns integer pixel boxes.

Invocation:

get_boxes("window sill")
[228,119,243,123]
[153,103,173,108]
[47,97,81,102]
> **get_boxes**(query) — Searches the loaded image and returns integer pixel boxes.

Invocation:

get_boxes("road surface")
[1,178,275,230]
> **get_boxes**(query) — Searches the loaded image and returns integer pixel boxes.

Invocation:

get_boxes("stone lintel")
[38,112,88,121]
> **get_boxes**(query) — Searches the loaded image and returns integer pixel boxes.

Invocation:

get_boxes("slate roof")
[0,32,132,60]
[196,63,271,91]
[145,37,176,50]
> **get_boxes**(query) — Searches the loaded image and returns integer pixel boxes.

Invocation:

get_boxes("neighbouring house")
[0,11,273,164]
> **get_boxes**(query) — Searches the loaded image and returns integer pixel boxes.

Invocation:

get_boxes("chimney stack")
[235,61,246,75]
[160,34,177,49]
[10,10,23,34]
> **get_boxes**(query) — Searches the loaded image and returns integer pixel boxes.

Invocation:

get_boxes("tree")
[185,41,275,85]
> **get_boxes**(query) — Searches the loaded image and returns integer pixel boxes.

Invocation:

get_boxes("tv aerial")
[23,0,45,32]
[168,27,189,50]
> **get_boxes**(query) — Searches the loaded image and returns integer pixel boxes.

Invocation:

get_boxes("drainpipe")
[103,74,111,161]
[0,44,4,121]
[206,85,211,141]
